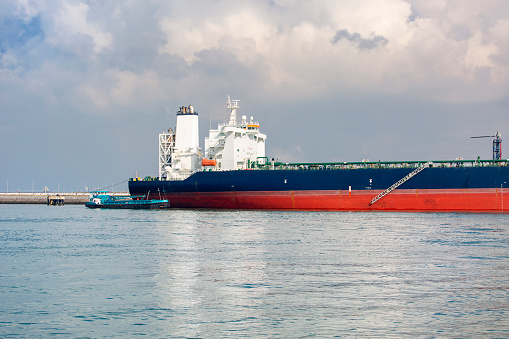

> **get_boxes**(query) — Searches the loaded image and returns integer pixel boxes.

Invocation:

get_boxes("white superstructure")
[205,94,266,171]
[159,95,266,180]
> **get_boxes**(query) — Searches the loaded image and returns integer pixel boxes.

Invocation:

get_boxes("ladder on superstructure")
[370,162,432,205]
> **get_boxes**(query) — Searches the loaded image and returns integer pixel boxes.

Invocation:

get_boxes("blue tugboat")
[85,191,169,209]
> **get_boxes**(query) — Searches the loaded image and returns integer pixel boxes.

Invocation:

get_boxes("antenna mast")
[227,93,240,125]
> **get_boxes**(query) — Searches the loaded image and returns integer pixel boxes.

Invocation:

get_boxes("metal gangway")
[370,161,432,205]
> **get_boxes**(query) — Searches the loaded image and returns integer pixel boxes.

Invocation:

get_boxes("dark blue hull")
[127,166,509,211]
[130,166,509,194]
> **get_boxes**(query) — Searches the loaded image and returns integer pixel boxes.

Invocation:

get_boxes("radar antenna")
[471,131,502,160]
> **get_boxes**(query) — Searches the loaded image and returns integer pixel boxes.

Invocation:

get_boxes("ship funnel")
[175,105,199,150]
[173,104,201,173]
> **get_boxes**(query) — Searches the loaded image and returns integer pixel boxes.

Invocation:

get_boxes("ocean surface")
[1,205,508,338]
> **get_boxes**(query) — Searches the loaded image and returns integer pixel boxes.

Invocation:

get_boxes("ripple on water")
[0,206,508,337]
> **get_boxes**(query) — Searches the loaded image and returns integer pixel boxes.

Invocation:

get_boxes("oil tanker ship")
[129,95,508,212]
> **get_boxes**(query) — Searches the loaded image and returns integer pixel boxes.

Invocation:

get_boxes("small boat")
[85,191,169,209]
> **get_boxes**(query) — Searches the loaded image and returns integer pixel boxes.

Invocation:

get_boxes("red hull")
[159,188,509,212]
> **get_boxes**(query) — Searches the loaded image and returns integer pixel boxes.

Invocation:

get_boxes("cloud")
[13,0,44,22]
[151,0,509,103]
[51,2,112,53]
[79,68,165,109]
[1,0,509,191]
[3,0,509,103]
[158,6,276,64]
[331,29,389,50]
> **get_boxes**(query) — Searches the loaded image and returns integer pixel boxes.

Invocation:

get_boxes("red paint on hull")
[159,188,509,212]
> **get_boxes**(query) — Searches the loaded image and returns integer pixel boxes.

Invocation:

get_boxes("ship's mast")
[227,93,240,125]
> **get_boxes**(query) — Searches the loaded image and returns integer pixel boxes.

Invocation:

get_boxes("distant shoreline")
[0,192,129,204]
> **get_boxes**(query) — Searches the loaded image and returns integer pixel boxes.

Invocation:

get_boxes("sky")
[1,0,509,193]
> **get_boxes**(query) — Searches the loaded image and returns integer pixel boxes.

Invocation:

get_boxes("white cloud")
[5,0,509,104]
[464,32,498,69]
[1,0,508,118]
[51,2,113,53]
[154,0,509,102]
[79,69,164,110]
[14,0,44,22]
[159,7,276,64]
[2,0,509,190]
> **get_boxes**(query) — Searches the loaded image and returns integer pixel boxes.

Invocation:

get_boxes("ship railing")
[129,170,195,181]
[254,159,508,171]
[127,159,508,179]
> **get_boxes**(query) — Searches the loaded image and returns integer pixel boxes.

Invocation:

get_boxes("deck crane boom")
[471,131,502,160]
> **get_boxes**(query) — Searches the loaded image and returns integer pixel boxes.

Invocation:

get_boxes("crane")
[471,131,502,160]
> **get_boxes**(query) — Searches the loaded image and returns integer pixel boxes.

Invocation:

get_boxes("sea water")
[0,204,508,338]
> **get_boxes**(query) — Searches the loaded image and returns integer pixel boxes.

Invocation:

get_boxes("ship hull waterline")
[129,166,509,212]
[127,189,506,212]
[85,201,170,209]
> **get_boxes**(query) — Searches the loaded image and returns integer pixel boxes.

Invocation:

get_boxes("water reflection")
[155,210,269,336]
[1,206,508,337]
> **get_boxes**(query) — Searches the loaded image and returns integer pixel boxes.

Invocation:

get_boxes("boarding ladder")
[370,161,432,205]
